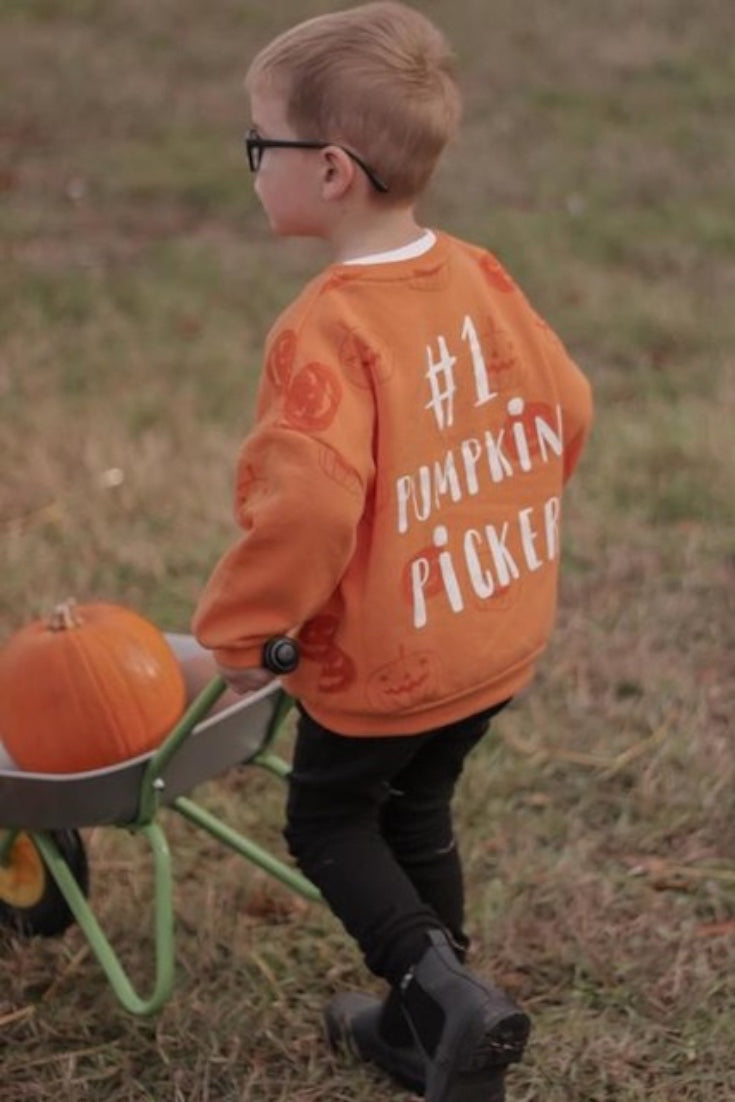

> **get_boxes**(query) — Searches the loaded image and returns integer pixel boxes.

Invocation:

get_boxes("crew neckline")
[342,229,437,266]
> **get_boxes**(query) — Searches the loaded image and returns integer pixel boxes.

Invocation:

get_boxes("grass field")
[1,1,734,1099]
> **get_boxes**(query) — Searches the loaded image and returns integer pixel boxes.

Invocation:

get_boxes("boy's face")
[248,86,327,237]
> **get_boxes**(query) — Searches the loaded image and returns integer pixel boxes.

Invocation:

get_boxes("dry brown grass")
[1,0,734,1099]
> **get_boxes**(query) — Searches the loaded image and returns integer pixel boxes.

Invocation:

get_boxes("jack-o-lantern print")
[300,615,339,661]
[266,329,297,390]
[299,615,356,693]
[318,646,356,693]
[339,328,392,387]
[366,647,441,713]
[477,253,516,294]
[283,362,342,432]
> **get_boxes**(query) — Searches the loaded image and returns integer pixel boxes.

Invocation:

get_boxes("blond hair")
[245,2,462,202]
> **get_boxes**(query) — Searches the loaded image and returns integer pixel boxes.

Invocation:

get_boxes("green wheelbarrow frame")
[0,674,320,1017]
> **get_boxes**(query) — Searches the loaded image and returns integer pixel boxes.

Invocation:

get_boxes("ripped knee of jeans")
[392,833,458,868]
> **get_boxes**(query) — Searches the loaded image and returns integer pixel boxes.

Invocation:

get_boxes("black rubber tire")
[0,829,89,938]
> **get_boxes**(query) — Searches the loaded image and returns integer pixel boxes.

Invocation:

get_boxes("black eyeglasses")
[245,128,389,193]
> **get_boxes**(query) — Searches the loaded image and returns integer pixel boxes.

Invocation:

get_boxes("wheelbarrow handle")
[262,636,299,675]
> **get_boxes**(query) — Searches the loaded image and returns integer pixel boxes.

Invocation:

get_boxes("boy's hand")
[215,662,275,695]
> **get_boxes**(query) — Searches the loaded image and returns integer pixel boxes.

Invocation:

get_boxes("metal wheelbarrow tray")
[0,634,319,1016]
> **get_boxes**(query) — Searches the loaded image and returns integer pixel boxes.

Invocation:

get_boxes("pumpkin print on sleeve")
[366,647,442,713]
[299,614,356,694]
[283,362,342,432]
[316,647,356,693]
[299,614,339,660]
[266,329,298,390]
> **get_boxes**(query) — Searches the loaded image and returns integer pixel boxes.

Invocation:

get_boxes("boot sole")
[427,1007,530,1102]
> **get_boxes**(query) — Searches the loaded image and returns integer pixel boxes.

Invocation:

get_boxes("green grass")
[1,0,735,1099]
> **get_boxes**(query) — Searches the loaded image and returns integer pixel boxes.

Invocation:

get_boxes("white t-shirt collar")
[342,229,437,266]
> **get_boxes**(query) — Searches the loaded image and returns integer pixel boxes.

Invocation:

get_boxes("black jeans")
[284,700,509,986]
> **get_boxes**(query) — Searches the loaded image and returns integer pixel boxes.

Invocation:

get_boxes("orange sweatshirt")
[192,231,593,735]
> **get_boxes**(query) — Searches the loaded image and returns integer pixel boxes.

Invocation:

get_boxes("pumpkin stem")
[48,598,82,632]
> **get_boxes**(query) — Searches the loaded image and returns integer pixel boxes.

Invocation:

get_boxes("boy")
[193,3,593,1100]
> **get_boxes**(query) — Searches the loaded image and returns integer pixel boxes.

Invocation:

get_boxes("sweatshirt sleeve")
[192,325,375,668]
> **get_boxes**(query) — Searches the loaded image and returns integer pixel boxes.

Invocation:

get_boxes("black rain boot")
[324,986,426,1093]
[399,929,531,1102]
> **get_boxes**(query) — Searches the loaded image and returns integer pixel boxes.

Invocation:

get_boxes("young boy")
[193,3,593,1100]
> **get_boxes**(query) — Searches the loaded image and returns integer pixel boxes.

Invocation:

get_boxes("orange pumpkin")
[0,599,186,774]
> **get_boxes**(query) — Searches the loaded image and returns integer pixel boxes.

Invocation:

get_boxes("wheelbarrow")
[0,634,320,1016]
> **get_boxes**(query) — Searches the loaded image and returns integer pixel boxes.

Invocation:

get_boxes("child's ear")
[320,146,356,200]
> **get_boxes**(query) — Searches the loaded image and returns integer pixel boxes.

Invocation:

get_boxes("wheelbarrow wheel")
[0,829,89,938]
